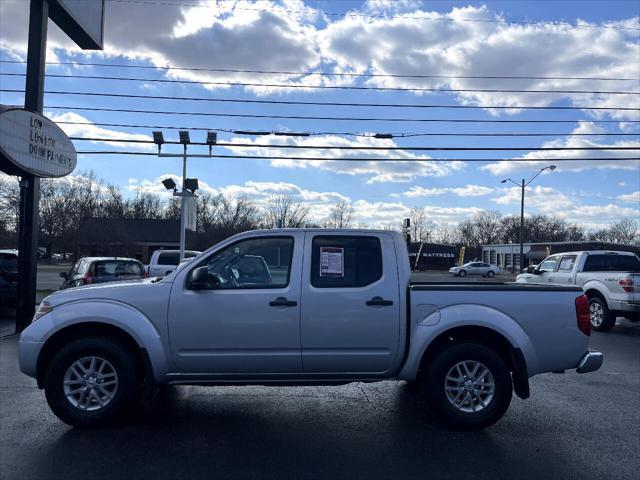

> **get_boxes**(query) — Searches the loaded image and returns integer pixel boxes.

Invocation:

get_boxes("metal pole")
[16,0,48,332]
[519,178,525,273]
[179,143,187,262]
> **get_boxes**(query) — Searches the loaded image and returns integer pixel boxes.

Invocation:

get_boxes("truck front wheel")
[44,337,138,428]
[422,342,512,430]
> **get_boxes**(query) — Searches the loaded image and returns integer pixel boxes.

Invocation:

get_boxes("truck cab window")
[583,255,606,272]
[538,256,559,273]
[310,236,382,288]
[557,255,577,272]
[158,252,179,266]
[202,237,293,289]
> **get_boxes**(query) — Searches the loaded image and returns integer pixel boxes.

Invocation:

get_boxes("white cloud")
[394,184,493,197]
[618,191,640,203]
[222,134,464,183]
[481,122,640,175]
[44,112,155,151]
[492,185,575,211]
[492,185,640,229]
[1,2,638,116]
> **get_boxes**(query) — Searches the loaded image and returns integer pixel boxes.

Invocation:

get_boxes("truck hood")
[44,278,161,307]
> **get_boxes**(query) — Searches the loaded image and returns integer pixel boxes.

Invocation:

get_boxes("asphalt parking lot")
[0,320,638,480]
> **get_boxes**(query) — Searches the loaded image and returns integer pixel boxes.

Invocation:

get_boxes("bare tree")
[264,195,310,228]
[325,201,354,228]
[604,217,639,244]
[434,223,459,245]
[0,174,20,233]
[406,206,436,242]
[458,211,503,247]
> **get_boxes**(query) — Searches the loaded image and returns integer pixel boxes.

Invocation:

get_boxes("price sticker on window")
[320,247,344,277]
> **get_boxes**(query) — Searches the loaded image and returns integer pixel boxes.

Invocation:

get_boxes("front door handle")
[366,296,394,306]
[269,297,297,307]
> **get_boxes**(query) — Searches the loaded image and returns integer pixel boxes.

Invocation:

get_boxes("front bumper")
[576,350,603,374]
[18,340,44,379]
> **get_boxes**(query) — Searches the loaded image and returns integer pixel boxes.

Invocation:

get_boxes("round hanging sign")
[0,106,77,177]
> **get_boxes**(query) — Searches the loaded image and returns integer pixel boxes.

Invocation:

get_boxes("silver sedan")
[449,262,501,278]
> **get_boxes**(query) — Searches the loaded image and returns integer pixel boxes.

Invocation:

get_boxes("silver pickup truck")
[517,250,640,332]
[19,229,602,430]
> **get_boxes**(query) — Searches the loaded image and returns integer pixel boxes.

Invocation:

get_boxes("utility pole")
[16,0,49,332]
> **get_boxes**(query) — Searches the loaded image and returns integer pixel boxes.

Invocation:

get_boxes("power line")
[103,0,640,31]
[1,60,637,82]
[55,121,640,137]
[73,150,640,162]
[2,72,638,95]
[68,136,640,152]
[40,105,640,123]
[3,89,637,111]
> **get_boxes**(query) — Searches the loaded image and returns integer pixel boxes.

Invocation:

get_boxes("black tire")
[44,337,139,428]
[487,271,495,278]
[589,296,616,332]
[459,270,467,277]
[421,342,513,430]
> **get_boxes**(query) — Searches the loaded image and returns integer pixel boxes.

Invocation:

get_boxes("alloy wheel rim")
[444,360,495,413]
[590,303,604,327]
[63,356,118,411]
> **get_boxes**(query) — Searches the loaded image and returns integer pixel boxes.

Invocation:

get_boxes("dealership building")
[481,241,640,270]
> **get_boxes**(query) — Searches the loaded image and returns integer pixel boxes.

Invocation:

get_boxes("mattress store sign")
[0,107,77,177]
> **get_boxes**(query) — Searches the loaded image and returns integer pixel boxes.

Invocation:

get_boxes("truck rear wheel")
[44,337,138,428]
[589,296,616,332]
[422,342,512,430]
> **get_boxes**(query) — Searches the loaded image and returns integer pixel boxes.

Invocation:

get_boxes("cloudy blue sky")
[1,0,639,230]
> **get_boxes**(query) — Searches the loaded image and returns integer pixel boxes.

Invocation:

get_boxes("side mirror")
[188,266,220,290]
[59,272,68,279]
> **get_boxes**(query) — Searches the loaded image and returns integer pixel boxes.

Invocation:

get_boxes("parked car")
[59,257,146,289]
[449,261,501,278]
[146,249,201,277]
[20,229,601,430]
[0,249,18,307]
[516,250,640,331]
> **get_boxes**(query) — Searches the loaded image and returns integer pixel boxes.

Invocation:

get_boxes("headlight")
[33,301,53,322]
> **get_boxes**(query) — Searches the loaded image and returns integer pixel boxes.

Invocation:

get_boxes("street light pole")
[520,178,525,274]
[501,165,556,272]
[179,141,187,262]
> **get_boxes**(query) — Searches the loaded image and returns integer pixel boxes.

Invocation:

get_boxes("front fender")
[20,299,171,383]
[397,303,539,381]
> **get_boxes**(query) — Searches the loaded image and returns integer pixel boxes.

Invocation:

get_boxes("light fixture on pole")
[184,178,199,193]
[206,131,217,155]
[152,131,164,154]
[500,165,557,272]
[161,177,177,192]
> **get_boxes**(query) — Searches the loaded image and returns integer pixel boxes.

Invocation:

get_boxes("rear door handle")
[269,297,297,307]
[366,296,394,306]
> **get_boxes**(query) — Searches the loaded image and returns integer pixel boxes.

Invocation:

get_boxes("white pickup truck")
[146,249,201,277]
[19,229,602,430]
[517,250,640,332]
